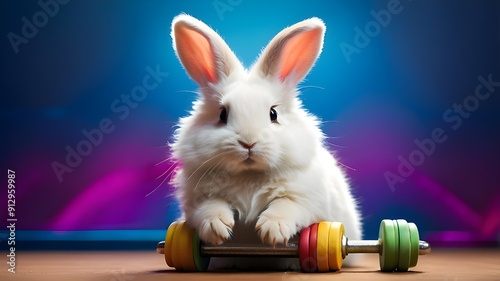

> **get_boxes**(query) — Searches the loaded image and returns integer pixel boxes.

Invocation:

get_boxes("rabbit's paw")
[197,211,234,245]
[256,213,295,246]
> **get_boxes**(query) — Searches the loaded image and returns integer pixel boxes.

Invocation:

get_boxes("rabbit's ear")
[253,18,325,86]
[172,14,241,87]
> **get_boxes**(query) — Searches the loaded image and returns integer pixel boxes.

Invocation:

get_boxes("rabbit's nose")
[238,140,256,150]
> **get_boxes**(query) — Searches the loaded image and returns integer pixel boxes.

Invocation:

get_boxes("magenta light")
[49,168,142,230]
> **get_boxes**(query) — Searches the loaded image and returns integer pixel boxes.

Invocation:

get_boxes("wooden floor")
[2,248,499,281]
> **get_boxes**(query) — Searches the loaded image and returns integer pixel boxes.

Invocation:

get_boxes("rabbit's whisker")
[155,156,175,166]
[337,161,356,171]
[147,162,179,197]
[155,162,176,180]
[186,152,228,183]
[195,158,225,190]
[297,85,325,91]
[194,159,221,190]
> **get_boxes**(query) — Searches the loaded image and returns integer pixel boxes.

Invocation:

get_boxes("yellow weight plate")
[171,221,185,271]
[164,221,178,268]
[328,221,344,271]
[316,221,332,272]
[179,222,197,271]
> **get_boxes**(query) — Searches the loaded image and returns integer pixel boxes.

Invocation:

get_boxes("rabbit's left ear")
[253,18,325,86]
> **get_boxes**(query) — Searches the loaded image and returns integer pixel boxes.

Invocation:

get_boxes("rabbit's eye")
[270,107,278,123]
[220,107,228,123]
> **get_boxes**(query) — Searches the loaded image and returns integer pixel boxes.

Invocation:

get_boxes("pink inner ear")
[279,28,322,82]
[175,25,217,84]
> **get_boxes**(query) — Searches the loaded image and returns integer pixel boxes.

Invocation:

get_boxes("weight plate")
[317,221,331,272]
[193,230,210,271]
[164,221,178,268]
[408,222,420,268]
[299,225,312,272]
[379,219,399,272]
[171,221,185,271]
[309,223,319,272]
[328,221,344,271]
[396,219,411,272]
[178,222,197,271]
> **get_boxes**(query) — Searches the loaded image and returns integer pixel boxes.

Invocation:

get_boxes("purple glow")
[413,172,482,230]
[427,231,477,242]
[49,168,143,230]
[329,96,419,172]
[413,172,500,238]
[482,196,500,237]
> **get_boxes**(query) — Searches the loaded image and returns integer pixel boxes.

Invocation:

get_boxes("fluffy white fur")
[170,14,362,270]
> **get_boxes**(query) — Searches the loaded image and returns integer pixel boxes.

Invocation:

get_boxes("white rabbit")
[170,14,362,270]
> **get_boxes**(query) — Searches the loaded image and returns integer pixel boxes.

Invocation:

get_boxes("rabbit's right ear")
[172,14,241,87]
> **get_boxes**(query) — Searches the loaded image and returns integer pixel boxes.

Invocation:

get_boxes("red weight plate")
[309,223,319,272]
[299,226,311,272]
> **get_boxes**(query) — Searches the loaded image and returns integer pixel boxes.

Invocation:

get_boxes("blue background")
[1,0,499,247]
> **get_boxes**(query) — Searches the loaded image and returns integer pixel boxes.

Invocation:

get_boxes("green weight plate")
[193,230,210,271]
[379,219,399,272]
[392,221,400,270]
[408,223,420,268]
[396,219,411,272]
